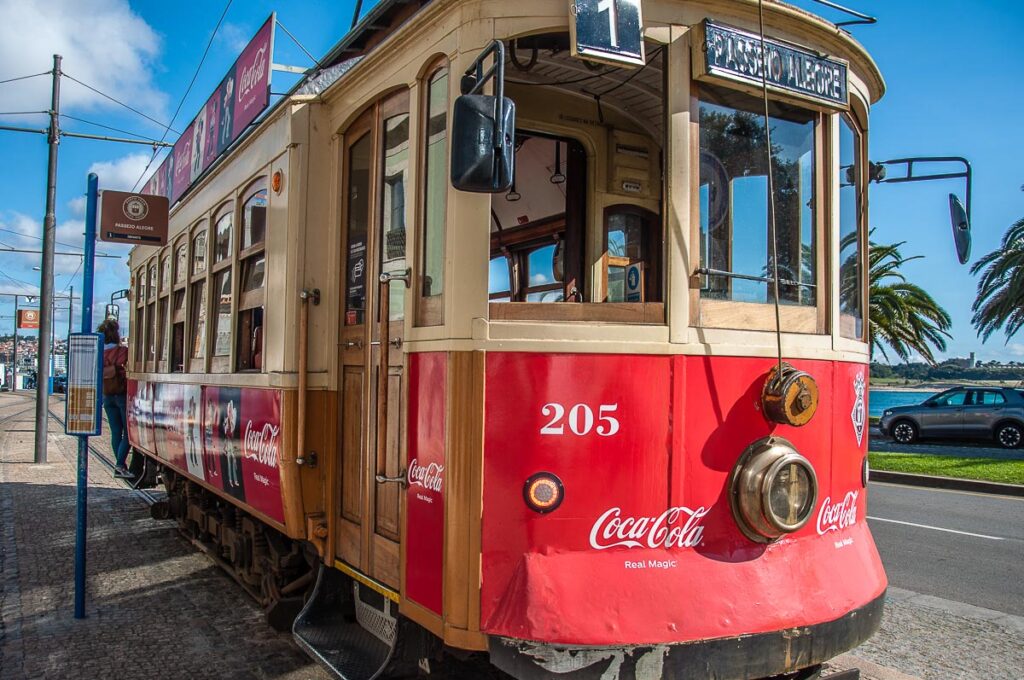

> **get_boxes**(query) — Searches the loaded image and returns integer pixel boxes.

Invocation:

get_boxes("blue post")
[74,172,98,619]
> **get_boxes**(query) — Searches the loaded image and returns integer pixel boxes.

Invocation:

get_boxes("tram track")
[44,400,160,506]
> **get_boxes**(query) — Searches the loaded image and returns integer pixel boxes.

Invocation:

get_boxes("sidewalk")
[0,393,329,679]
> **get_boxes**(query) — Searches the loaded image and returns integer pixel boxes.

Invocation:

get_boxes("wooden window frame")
[235,178,268,372]
[690,84,829,334]
[836,110,868,343]
[157,251,171,372]
[132,266,145,367]
[208,202,234,372]
[415,59,449,327]
[601,204,663,304]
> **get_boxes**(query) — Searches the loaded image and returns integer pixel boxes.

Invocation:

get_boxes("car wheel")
[891,420,918,445]
[995,423,1023,449]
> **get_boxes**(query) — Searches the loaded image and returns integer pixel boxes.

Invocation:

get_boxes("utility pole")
[13,296,18,392]
[34,53,61,465]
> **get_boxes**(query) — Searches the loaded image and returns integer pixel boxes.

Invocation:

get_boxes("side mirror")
[948,193,971,264]
[450,94,515,193]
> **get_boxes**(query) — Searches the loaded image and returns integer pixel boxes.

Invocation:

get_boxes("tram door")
[337,93,410,589]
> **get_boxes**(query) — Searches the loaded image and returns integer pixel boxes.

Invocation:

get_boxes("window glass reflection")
[839,116,864,339]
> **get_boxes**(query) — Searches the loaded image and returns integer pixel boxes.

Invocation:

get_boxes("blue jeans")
[103,393,129,468]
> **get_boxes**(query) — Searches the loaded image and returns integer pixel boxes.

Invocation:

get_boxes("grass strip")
[869,452,1024,486]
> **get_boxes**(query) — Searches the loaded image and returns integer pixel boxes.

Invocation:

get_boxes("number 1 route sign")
[570,0,645,67]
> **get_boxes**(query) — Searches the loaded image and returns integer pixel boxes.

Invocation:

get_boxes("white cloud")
[67,195,87,218]
[218,22,252,54]
[1009,343,1024,358]
[88,152,156,192]
[0,0,167,124]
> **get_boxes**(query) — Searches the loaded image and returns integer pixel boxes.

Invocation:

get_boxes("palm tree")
[858,233,952,364]
[970,217,1024,342]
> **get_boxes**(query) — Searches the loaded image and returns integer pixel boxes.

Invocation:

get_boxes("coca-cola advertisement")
[405,354,446,614]
[143,14,274,204]
[127,379,155,454]
[238,388,283,524]
[182,385,204,481]
[208,386,246,503]
[152,382,186,471]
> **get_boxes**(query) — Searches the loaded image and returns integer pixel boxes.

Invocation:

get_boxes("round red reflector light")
[523,473,564,514]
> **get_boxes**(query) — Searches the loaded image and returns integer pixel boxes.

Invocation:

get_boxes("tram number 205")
[540,403,620,437]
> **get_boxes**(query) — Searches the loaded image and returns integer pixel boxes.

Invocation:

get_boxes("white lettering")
[816,491,859,535]
[243,421,280,468]
[238,46,268,103]
[408,458,444,493]
[589,506,708,550]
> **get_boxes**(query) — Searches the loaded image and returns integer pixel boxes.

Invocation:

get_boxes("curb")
[869,469,1024,497]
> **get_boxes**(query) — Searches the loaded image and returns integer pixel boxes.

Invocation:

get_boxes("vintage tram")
[122,1,950,678]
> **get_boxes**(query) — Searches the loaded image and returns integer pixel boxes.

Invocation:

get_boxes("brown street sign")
[99,190,169,246]
[17,309,40,329]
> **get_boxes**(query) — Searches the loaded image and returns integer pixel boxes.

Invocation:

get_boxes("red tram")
[122,1,968,678]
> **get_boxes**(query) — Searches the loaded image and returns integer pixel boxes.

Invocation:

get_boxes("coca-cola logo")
[408,458,443,493]
[589,506,708,550]
[816,491,859,535]
[238,45,268,102]
[243,420,280,467]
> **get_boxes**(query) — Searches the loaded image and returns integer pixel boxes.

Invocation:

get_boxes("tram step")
[292,564,396,680]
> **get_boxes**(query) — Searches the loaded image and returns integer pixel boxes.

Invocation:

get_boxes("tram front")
[446,2,899,678]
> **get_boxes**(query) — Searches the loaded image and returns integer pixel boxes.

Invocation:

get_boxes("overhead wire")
[0,71,51,86]
[61,73,179,135]
[0,111,48,117]
[59,114,166,144]
[131,0,235,192]
[0,228,116,257]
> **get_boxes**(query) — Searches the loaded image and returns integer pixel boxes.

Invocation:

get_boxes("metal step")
[293,563,397,680]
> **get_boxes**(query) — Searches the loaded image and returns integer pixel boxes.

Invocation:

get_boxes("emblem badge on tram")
[851,373,866,446]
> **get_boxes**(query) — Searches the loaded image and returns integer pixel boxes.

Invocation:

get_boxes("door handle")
[379,268,411,286]
[342,339,363,349]
[375,470,408,487]
[369,338,403,348]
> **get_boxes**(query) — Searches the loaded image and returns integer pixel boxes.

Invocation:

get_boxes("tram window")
[418,65,448,326]
[134,269,145,364]
[146,301,156,364]
[148,264,157,300]
[380,112,409,322]
[839,115,865,340]
[158,297,169,362]
[698,84,818,307]
[192,230,207,275]
[214,208,233,263]
[175,242,187,284]
[212,270,232,357]
[161,255,171,290]
[190,281,207,360]
[344,133,372,326]
[241,254,265,292]
[489,255,512,301]
[236,307,264,371]
[489,134,584,303]
[241,185,267,251]
[604,207,660,303]
[171,322,185,373]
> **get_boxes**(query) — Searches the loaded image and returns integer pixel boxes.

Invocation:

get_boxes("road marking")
[870,480,1024,502]
[867,515,1005,541]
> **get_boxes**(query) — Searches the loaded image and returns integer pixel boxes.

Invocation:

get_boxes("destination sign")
[696,20,848,108]
[99,190,169,245]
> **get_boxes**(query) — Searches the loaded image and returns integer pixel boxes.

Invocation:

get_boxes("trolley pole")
[34,53,62,465]
[73,172,98,619]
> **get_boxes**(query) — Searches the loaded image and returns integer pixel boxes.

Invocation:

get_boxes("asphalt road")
[867,481,1024,616]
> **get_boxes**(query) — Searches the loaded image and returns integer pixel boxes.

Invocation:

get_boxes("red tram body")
[124,1,892,678]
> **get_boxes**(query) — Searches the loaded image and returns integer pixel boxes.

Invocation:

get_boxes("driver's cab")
[484,33,665,323]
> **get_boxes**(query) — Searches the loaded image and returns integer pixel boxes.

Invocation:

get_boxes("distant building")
[949,352,977,369]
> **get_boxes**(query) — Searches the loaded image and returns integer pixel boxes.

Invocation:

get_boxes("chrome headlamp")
[729,437,818,543]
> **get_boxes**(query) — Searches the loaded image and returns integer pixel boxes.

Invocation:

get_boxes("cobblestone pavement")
[0,393,330,679]
[2,393,1020,680]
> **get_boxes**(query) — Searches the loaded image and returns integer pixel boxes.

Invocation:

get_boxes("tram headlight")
[729,437,818,543]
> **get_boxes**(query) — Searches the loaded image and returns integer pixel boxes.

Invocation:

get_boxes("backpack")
[102,346,128,396]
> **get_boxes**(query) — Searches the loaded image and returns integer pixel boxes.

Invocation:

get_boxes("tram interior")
[489,33,664,308]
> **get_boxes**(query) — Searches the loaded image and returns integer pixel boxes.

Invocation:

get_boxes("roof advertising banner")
[143,14,275,205]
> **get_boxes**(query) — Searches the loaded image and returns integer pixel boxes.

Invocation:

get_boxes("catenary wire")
[61,73,180,136]
[0,71,51,86]
[59,114,166,144]
[0,228,116,257]
[0,111,48,117]
[131,0,234,192]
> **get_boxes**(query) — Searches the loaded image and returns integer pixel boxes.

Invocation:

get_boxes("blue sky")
[0,0,1021,362]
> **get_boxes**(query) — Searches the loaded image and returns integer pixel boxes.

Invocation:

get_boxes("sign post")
[71,172,100,619]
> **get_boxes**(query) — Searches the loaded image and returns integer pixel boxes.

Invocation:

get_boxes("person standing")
[100,320,130,478]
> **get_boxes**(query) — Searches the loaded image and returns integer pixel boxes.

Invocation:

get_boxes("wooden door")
[337,93,410,588]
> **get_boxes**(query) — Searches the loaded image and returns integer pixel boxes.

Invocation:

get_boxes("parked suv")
[878,387,1024,448]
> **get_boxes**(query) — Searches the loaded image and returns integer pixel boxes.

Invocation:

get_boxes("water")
[868,389,937,417]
